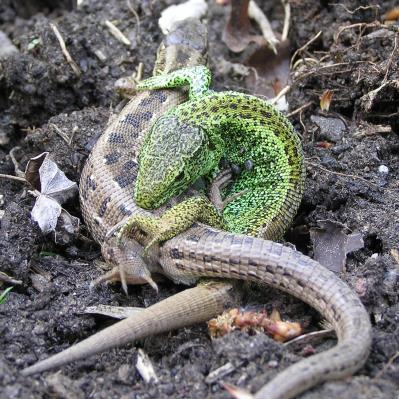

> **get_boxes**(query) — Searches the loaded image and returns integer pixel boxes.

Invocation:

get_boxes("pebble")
[267,360,278,368]
[378,165,389,174]
[310,115,346,142]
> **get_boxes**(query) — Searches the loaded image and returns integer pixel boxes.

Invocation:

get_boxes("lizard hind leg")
[136,65,212,99]
[98,236,159,293]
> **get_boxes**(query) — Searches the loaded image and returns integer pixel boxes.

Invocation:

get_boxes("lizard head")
[135,115,213,209]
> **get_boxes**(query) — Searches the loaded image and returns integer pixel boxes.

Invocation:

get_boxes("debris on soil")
[310,114,347,143]
[319,89,333,111]
[310,220,364,273]
[208,308,302,342]
[25,152,79,234]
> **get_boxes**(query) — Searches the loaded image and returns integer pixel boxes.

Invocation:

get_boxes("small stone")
[118,364,132,384]
[161,383,175,395]
[310,115,346,142]
[378,165,389,174]
[267,360,278,368]
[32,324,46,335]
[371,253,379,259]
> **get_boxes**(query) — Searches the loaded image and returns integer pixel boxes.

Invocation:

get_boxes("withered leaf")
[26,152,78,234]
[310,220,364,273]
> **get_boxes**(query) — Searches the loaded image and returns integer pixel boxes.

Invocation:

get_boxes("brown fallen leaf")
[310,220,364,273]
[383,7,399,21]
[320,89,334,111]
[245,39,291,101]
[222,0,265,53]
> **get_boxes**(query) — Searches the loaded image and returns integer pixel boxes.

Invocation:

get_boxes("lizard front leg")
[117,196,225,257]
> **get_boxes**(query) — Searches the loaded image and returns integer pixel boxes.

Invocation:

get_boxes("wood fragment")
[49,23,81,77]
[136,349,158,384]
[206,361,242,384]
[105,20,131,46]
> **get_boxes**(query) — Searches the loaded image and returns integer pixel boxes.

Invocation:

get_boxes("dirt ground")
[0,0,398,398]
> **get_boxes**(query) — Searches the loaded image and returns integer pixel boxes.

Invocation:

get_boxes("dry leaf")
[310,220,364,273]
[383,7,399,21]
[25,152,78,234]
[320,89,333,111]
[245,40,290,102]
[222,0,265,53]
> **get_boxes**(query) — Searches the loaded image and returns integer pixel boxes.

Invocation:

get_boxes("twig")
[294,62,351,81]
[9,146,24,177]
[206,361,243,384]
[49,23,81,78]
[104,20,131,46]
[126,0,141,44]
[0,271,23,285]
[290,31,322,69]
[49,123,71,145]
[287,101,313,117]
[382,34,398,84]
[306,161,397,195]
[330,3,380,16]
[373,351,399,380]
[281,0,290,41]
[269,84,290,105]
[284,329,335,347]
[248,0,279,54]
[333,22,381,44]
[0,173,27,183]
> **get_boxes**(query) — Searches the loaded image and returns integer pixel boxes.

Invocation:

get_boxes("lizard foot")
[93,236,158,294]
[116,196,225,258]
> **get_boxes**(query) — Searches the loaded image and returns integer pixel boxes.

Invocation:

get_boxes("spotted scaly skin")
[130,65,304,241]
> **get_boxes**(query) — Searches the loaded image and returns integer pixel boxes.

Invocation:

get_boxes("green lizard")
[117,65,305,248]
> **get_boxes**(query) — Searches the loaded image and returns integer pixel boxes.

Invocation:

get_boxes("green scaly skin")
[119,66,305,250]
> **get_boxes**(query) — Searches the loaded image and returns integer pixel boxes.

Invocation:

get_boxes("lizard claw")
[92,236,159,293]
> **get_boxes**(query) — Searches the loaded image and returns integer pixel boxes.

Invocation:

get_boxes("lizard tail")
[21,282,234,376]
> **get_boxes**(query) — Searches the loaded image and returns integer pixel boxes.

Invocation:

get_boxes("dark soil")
[1,0,398,398]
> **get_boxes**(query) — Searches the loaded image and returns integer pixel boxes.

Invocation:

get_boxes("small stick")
[127,0,141,44]
[249,0,279,53]
[49,23,81,78]
[382,34,398,84]
[290,30,322,69]
[0,271,23,285]
[287,101,313,117]
[284,329,335,347]
[0,173,27,183]
[281,0,290,41]
[373,351,399,380]
[104,20,131,46]
[269,84,290,105]
[9,146,24,177]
